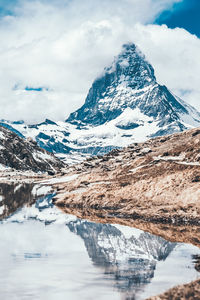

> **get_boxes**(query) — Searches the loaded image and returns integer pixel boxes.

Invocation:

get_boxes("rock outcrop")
[0,125,64,173]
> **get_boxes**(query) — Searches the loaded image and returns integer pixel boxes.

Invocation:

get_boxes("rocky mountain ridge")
[67,43,200,133]
[0,125,64,173]
[1,43,200,164]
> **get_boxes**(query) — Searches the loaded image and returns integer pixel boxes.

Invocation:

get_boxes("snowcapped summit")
[2,43,200,163]
[67,43,157,126]
[66,42,200,134]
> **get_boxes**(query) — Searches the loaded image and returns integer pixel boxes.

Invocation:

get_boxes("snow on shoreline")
[41,174,79,185]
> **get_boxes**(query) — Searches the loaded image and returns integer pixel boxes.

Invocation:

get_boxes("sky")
[155,0,200,37]
[0,0,199,123]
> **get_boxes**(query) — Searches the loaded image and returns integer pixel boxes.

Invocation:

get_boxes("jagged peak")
[100,42,156,87]
[5,42,200,161]
[66,42,159,126]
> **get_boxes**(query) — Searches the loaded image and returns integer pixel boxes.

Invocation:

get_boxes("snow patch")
[115,107,153,128]
[0,131,5,140]
[32,185,52,196]
[33,151,55,163]
[113,224,143,239]
[0,164,10,171]
[153,155,185,162]
[176,161,200,166]
[14,184,23,193]
[0,204,5,214]
[41,174,78,185]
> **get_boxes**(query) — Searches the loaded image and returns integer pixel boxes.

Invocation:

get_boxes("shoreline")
[1,127,200,299]
[55,205,200,248]
[55,203,200,299]
[0,175,200,299]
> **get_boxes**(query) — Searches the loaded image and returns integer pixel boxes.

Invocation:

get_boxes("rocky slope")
[2,43,200,162]
[53,126,200,226]
[0,125,64,173]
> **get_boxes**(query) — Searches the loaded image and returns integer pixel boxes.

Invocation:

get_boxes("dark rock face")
[67,43,200,132]
[0,126,64,172]
[67,44,155,125]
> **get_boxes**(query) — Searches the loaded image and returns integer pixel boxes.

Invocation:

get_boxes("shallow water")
[0,185,199,300]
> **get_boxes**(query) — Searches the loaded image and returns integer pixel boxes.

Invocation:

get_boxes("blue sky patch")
[25,86,48,92]
[0,0,18,17]
[155,0,200,37]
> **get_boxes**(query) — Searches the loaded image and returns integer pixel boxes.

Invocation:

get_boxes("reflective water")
[0,182,35,219]
[0,184,199,300]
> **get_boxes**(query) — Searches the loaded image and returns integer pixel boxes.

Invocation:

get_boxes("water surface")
[0,184,199,300]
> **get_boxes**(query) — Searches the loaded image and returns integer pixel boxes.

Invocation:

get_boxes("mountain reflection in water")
[67,220,176,299]
[0,182,35,219]
[0,191,199,300]
[0,182,52,220]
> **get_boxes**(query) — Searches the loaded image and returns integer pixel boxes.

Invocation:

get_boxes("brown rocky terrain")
[53,127,200,226]
[50,127,200,300]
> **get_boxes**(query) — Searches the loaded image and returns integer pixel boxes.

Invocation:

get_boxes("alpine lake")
[0,182,199,300]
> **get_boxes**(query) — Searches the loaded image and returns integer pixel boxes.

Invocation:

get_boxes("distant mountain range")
[1,43,200,164]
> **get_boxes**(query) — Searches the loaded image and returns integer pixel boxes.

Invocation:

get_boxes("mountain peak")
[66,43,157,126]
[66,43,200,134]
[104,42,156,87]
[4,43,200,161]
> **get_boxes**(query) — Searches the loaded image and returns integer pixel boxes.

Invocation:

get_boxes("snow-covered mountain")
[2,43,200,163]
[67,43,200,130]
[0,125,64,173]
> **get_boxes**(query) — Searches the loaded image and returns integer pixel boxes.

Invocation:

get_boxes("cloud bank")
[0,0,199,123]
[133,24,200,110]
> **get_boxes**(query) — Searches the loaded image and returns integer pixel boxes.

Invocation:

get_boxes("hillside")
[53,127,200,226]
[0,125,64,173]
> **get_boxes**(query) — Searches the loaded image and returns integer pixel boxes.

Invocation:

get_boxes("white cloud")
[132,24,200,111]
[0,0,196,123]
